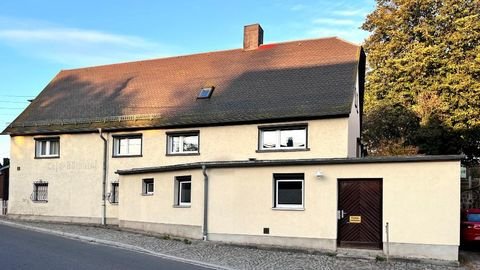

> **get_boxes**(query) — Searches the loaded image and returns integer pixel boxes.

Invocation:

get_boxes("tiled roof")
[4,37,363,135]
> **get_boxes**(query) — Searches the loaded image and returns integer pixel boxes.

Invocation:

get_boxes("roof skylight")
[197,86,214,99]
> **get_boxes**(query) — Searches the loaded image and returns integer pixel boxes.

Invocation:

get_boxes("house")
[2,24,461,261]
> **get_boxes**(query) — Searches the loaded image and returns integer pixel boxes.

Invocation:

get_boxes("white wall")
[347,72,360,157]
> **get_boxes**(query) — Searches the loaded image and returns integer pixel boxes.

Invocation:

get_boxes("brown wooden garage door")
[337,179,382,249]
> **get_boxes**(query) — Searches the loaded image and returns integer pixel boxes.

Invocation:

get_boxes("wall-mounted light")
[315,171,324,178]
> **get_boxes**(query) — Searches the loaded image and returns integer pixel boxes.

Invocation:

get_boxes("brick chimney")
[243,24,263,50]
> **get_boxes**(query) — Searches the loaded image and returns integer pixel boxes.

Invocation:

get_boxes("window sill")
[109,202,119,205]
[173,205,191,208]
[31,200,48,203]
[166,153,200,156]
[256,148,310,153]
[141,193,154,196]
[272,207,305,211]
[112,155,143,158]
[34,156,60,159]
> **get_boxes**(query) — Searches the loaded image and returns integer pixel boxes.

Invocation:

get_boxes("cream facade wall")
[118,160,460,260]
[105,118,351,217]
[208,161,460,246]
[119,169,204,238]
[8,134,104,222]
[9,117,354,222]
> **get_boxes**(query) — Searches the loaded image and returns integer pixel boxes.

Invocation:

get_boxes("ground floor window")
[175,176,191,206]
[273,174,304,209]
[31,181,48,202]
[109,182,119,203]
[142,178,154,195]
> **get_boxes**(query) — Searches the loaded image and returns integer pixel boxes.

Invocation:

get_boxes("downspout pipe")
[98,128,107,226]
[202,165,208,240]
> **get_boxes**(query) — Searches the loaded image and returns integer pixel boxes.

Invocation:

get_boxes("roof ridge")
[61,36,356,72]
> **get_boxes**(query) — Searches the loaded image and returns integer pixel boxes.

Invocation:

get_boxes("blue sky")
[0,0,375,159]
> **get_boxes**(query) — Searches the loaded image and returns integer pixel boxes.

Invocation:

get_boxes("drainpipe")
[98,128,107,226]
[202,165,208,240]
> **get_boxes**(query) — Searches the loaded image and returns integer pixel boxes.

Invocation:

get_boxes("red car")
[461,208,480,243]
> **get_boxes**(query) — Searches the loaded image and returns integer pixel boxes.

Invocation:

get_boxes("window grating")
[31,182,48,202]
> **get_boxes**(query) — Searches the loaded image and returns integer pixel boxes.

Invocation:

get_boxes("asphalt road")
[0,224,213,270]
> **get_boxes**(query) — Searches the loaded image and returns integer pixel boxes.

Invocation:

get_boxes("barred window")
[31,182,48,202]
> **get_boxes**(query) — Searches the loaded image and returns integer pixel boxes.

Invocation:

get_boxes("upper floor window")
[259,124,307,150]
[35,137,60,158]
[167,131,199,155]
[113,134,142,157]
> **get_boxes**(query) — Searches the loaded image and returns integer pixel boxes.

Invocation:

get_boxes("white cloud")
[0,29,153,48]
[312,18,358,26]
[333,9,370,17]
[0,19,178,67]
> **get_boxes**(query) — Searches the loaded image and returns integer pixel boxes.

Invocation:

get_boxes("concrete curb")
[0,219,231,270]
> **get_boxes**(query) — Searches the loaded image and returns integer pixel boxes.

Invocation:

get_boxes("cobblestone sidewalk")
[0,218,469,270]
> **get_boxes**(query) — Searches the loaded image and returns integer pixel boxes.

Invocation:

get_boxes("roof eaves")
[116,155,464,175]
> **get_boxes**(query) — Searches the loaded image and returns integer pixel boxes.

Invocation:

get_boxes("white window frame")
[142,179,154,195]
[259,127,307,150]
[167,133,199,154]
[113,135,142,157]
[275,179,304,209]
[35,138,60,158]
[178,180,192,206]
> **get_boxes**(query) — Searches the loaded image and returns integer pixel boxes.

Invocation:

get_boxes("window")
[175,176,191,206]
[197,86,214,99]
[109,182,119,203]
[35,137,60,158]
[113,135,142,157]
[259,125,307,150]
[273,174,304,209]
[167,132,199,155]
[142,179,154,195]
[467,214,480,222]
[31,181,48,202]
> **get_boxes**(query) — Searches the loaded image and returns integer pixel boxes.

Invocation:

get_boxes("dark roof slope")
[4,37,363,135]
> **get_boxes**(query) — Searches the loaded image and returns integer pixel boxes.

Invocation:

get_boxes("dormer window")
[197,87,214,99]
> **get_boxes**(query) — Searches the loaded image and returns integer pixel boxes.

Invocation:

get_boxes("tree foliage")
[361,0,480,160]
[363,104,419,155]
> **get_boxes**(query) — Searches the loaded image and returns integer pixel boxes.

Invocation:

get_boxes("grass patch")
[376,255,386,262]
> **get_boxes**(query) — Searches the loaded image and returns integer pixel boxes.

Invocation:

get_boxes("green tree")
[362,0,480,160]
[363,103,419,156]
